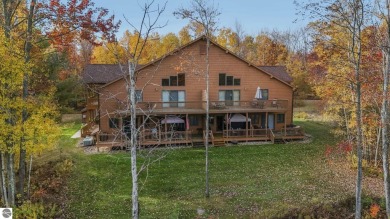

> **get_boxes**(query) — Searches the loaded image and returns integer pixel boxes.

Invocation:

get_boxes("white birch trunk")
[128,61,139,218]
[0,153,8,207]
[382,1,390,215]
[353,2,364,218]
[382,52,390,218]
[205,37,210,198]
[7,153,15,206]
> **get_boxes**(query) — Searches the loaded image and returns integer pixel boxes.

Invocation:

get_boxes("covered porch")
[94,109,304,148]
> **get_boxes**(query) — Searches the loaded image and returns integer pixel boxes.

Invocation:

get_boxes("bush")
[14,201,59,218]
[294,112,309,119]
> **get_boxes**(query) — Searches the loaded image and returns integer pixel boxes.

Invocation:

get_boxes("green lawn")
[65,120,348,218]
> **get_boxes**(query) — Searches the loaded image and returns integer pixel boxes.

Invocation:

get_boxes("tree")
[0,0,118,206]
[179,26,192,45]
[115,2,167,218]
[297,0,369,217]
[174,0,220,199]
[375,0,390,216]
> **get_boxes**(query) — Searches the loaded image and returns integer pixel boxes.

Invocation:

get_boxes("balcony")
[135,99,288,115]
[86,97,98,110]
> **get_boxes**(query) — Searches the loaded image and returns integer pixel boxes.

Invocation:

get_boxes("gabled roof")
[257,66,293,84]
[82,64,144,84]
[82,64,124,84]
[96,35,293,88]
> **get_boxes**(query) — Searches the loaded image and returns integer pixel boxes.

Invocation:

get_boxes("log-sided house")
[81,36,304,148]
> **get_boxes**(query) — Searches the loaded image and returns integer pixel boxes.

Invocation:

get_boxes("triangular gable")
[101,35,293,89]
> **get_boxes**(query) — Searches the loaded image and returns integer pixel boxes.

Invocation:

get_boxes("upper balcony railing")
[136,99,288,112]
[86,97,98,110]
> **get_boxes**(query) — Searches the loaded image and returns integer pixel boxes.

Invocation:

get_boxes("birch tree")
[174,0,220,198]
[114,2,167,218]
[375,0,390,216]
[296,0,369,217]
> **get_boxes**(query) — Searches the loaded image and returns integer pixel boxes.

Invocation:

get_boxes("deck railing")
[81,122,93,137]
[223,128,269,138]
[279,127,305,136]
[140,129,193,143]
[210,100,288,110]
[135,99,288,112]
[203,130,214,145]
[269,129,275,143]
[86,97,98,110]
[96,132,126,144]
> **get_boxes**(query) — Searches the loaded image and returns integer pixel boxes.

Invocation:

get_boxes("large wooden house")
[81,36,304,148]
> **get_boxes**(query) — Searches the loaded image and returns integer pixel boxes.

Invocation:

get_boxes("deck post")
[164,114,167,140]
[265,112,268,136]
[142,115,145,142]
[225,113,229,138]
[186,113,189,141]
[158,125,161,143]
[284,114,287,136]
[246,112,248,142]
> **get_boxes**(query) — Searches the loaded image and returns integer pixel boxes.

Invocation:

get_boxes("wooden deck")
[88,126,305,151]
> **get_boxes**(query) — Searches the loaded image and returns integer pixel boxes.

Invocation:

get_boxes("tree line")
[4,0,390,218]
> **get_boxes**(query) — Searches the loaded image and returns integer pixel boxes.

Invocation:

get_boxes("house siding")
[99,39,293,134]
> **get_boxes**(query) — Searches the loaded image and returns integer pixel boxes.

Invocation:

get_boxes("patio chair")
[217,102,226,109]
[272,99,279,109]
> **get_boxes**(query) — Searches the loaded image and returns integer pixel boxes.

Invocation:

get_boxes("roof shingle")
[82,64,126,84]
[257,66,292,84]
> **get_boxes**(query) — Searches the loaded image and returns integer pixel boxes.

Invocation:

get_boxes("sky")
[92,0,306,37]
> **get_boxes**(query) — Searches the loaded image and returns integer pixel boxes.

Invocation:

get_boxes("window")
[226,76,233,85]
[162,73,185,86]
[178,73,185,86]
[219,73,226,85]
[189,115,199,126]
[162,90,185,107]
[109,118,119,128]
[261,89,269,100]
[219,90,240,106]
[135,90,143,102]
[162,78,169,86]
[219,73,240,86]
[277,114,285,123]
[170,76,178,86]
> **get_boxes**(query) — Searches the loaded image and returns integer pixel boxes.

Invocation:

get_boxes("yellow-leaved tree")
[0,29,60,207]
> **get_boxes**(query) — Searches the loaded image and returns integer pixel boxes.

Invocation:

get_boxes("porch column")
[120,117,123,141]
[186,113,189,141]
[164,115,167,140]
[225,113,229,137]
[245,112,248,141]
[158,125,161,143]
[265,112,268,136]
[284,113,287,136]
[142,115,145,141]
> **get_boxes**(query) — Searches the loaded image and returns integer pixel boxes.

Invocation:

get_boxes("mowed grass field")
[60,119,365,218]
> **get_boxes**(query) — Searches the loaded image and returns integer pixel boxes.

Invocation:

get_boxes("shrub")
[14,201,59,218]
[294,112,309,119]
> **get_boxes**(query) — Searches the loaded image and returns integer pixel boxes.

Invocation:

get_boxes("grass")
[33,121,81,167]
[62,119,356,218]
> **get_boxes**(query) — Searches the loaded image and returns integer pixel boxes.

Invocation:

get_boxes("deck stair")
[192,141,204,148]
[213,139,226,147]
[273,137,286,144]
